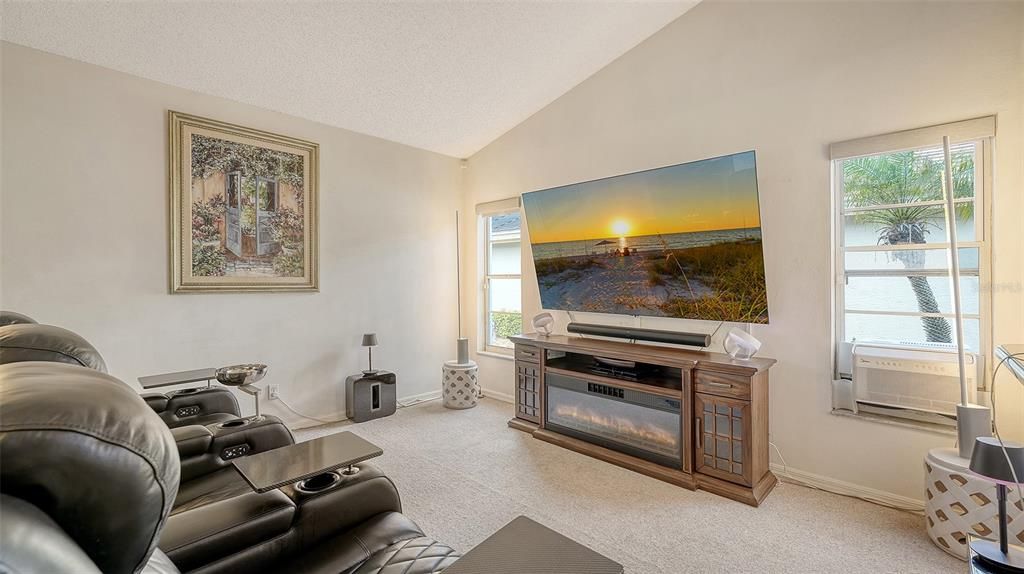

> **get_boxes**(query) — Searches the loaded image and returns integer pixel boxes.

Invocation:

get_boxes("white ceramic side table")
[442,360,479,409]
[925,447,1023,559]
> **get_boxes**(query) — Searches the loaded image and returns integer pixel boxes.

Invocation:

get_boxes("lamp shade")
[361,333,378,347]
[969,437,1024,485]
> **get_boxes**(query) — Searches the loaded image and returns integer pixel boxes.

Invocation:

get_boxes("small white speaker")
[724,328,761,360]
[532,312,554,336]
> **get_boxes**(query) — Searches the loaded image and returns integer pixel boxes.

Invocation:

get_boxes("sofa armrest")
[179,416,294,483]
[142,392,169,413]
[279,463,403,548]
[171,425,214,458]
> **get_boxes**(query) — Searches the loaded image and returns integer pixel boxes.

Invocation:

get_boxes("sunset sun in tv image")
[521,151,768,323]
[611,219,630,237]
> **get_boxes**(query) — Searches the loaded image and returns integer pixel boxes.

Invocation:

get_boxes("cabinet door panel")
[694,393,751,486]
[515,360,541,424]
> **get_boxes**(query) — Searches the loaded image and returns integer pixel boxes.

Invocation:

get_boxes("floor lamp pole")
[944,135,990,458]
[455,210,470,364]
[456,210,462,339]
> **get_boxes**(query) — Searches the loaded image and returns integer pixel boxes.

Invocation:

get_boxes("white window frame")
[477,198,523,355]
[830,117,995,386]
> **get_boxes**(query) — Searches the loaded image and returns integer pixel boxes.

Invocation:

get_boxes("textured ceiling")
[1,1,697,157]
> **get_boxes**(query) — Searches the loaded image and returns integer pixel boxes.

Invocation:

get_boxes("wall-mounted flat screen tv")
[521,151,768,323]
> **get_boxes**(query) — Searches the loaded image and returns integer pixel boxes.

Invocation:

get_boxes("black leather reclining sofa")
[0,314,460,573]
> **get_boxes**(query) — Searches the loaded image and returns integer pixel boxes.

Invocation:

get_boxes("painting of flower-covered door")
[256,177,279,256]
[225,172,242,257]
[170,110,319,292]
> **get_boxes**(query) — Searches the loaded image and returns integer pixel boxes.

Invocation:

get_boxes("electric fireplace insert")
[545,371,682,468]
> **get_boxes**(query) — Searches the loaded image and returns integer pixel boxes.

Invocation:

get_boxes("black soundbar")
[566,322,710,347]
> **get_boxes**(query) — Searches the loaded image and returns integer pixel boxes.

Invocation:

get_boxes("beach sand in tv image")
[521,151,768,323]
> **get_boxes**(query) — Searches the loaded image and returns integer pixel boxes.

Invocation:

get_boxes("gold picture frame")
[169,111,319,293]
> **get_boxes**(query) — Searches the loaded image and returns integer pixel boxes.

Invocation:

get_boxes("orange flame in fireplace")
[553,405,678,451]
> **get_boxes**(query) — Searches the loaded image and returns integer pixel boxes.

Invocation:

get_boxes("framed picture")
[169,111,318,292]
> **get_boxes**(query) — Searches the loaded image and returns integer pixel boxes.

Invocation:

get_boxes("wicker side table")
[925,447,1024,559]
[443,360,479,409]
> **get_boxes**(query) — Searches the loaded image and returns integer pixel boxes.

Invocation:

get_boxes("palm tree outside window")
[831,118,993,384]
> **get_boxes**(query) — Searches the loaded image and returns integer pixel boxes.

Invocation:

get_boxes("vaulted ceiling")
[1,1,697,157]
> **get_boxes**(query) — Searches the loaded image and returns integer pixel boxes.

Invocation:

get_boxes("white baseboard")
[771,463,924,512]
[281,389,444,430]
[481,388,514,404]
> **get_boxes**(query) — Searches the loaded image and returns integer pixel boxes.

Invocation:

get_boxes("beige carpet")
[295,398,960,573]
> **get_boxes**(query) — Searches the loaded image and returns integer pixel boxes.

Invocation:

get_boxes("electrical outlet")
[267,385,280,400]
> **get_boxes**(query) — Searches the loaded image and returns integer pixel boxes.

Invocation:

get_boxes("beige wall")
[463,1,1024,501]
[0,42,463,427]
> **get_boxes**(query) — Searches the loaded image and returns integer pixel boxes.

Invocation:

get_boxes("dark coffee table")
[443,515,623,574]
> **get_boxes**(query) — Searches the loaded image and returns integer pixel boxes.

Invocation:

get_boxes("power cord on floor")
[770,441,788,474]
[275,391,441,425]
[275,396,348,425]
[397,396,441,409]
[769,441,923,514]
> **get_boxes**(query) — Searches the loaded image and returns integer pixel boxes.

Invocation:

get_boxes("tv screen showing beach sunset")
[521,151,768,323]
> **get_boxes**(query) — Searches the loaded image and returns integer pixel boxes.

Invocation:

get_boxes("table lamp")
[969,436,1024,572]
[361,333,379,375]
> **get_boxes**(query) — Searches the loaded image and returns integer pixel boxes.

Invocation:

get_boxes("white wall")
[0,42,463,427]
[463,1,1024,501]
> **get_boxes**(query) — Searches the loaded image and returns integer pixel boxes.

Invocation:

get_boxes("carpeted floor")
[295,398,961,573]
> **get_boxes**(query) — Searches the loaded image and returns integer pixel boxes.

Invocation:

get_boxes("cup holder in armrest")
[219,419,248,429]
[296,472,341,494]
[174,388,201,395]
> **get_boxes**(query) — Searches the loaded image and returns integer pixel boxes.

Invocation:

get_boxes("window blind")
[830,116,995,160]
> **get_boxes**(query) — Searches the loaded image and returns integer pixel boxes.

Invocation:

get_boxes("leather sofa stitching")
[354,539,459,574]
[0,344,89,367]
[354,533,372,560]
[399,539,432,574]
[0,423,170,462]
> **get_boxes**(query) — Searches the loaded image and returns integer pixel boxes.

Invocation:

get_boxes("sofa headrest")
[0,362,180,574]
[0,323,107,372]
[0,310,37,326]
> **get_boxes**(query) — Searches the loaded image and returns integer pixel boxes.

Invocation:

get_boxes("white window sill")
[830,408,956,437]
[477,350,515,361]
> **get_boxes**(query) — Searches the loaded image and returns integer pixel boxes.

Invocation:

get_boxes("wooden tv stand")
[508,333,777,506]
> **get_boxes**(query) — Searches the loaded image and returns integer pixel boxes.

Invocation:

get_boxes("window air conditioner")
[847,342,980,427]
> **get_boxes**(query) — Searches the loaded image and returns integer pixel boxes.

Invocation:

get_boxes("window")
[831,118,993,381]
[481,209,522,353]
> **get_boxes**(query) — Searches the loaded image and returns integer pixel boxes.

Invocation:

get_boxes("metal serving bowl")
[215,364,268,387]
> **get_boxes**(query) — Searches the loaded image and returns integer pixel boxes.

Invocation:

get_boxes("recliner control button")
[220,444,250,460]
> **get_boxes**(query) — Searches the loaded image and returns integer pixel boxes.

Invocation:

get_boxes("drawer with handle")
[694,370,750,400]
[515,345,541,363]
